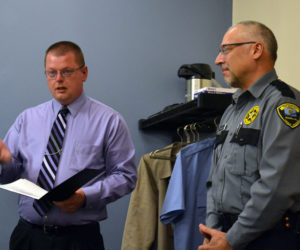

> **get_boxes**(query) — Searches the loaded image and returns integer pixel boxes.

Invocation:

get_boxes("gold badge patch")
[244,106,259,125]
[276,103,300,128]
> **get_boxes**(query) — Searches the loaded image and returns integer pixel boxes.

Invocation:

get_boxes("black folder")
[38,168,101,202]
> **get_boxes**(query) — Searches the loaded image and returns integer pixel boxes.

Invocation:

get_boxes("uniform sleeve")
[226,97,300,249]
[205,151,222,230]
[160,152,184,224]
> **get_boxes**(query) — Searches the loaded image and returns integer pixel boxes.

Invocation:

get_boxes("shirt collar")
[51,92,87,117]
[232,68,278,103]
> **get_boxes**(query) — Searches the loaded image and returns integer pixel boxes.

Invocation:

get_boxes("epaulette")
[271,79,295,99]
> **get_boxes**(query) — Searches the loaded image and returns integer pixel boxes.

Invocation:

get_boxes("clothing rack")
[139,93,232,131]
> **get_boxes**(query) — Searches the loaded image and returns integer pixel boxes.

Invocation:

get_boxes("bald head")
[230,21,278,62]
[215,21,277,91]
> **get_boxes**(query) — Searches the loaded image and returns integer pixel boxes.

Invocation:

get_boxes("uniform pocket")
[228,128,260,176]
[228,145,245,175]
[227,144,258,176]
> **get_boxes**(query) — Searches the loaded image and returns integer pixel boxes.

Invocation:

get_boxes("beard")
[225,70,242,89]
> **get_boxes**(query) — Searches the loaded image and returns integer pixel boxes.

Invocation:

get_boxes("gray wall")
[0,0,232,249]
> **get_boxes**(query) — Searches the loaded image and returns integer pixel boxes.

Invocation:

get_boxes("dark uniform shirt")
[206,69,300,249]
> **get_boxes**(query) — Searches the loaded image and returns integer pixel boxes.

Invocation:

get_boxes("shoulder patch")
[276,103,300,128]
[244,106,259,125]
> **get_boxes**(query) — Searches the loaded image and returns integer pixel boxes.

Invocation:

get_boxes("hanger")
[191,123,200,142]
[149,148,177,161]
[184,125,191,143]
[149,141,189,161]
[189,124,196,142]
[149,117,220,161]
[177,127,184,142]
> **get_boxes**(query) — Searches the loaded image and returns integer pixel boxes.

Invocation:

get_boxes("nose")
[56,71,64,82]
[215,52,224,66]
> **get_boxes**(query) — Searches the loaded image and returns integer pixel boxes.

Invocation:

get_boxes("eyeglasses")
[45,65,85,79]
[219,41,256,55]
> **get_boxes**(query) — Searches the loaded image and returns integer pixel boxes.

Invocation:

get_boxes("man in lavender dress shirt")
[0,41,137,250]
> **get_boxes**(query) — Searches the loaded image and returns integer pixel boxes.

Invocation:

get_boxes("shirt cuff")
[81,185,104,210]
[206,213,222,230]
[226,222,251,250]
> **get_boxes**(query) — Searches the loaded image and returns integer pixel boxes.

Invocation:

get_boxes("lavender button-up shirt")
[0,93,137,226]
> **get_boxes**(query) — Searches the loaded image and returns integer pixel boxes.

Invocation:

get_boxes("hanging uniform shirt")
[160,137,215,250]
[122,142,185,250]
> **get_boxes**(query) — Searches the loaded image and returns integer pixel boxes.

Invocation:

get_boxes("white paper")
[194,87,237,95]
[0,179,48,199]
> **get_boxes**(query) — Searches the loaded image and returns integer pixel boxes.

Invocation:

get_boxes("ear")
[81,66,88,82]
[252,42,263,60]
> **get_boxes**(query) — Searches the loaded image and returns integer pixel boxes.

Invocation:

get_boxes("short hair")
[44,41,85,67]
[236,21,278,62]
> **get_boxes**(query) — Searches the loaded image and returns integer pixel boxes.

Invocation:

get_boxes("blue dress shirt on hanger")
[160,137,215,250]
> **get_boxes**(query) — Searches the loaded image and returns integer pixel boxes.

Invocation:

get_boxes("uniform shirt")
[122,143,184,250]
[160,137,215,250]
[0,92,137,226]
[206,69,300,249]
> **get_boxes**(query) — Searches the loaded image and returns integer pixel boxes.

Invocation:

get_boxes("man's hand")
[0,140,12,163]
[198,224,234,250]
[53,189,86,213]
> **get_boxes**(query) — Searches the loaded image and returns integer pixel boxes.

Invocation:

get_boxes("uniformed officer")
[198,21,300,250]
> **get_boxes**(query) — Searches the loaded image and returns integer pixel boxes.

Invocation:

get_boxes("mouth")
[56,87,67,92]
[222,67,230,75]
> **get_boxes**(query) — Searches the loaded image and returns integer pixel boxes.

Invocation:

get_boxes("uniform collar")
[232,68,278,104]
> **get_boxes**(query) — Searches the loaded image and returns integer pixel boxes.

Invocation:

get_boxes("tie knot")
[59,106,69,117]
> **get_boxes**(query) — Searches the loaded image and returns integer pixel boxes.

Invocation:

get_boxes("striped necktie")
[33,106,69,216]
